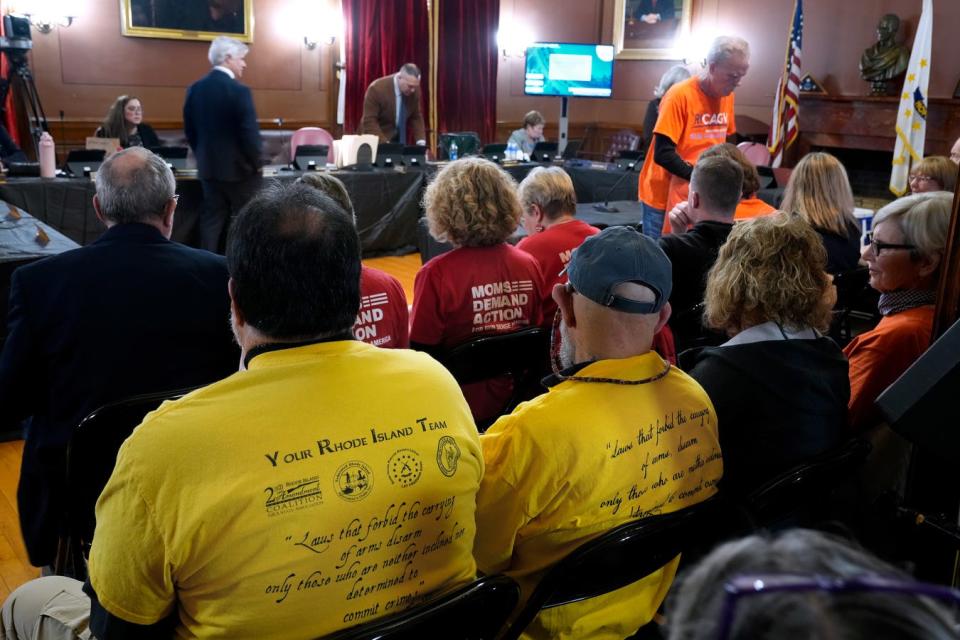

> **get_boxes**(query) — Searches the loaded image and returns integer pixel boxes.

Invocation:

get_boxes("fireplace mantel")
[797,94,960,159]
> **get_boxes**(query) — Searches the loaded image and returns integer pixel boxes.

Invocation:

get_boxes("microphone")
[593,162,638,213]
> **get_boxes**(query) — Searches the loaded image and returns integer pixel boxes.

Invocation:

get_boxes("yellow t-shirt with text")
[88,340,483,639]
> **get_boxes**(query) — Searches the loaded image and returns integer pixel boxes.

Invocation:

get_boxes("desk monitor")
[482,143,507,162]
[149,146,189,171]
[294,144,330,170]
[877,318,960,458]
[531,142,559,163]
[524,43,615,98]
[562,139,583,159]
[402,145,427,168]
[375,143,404,168]
[65,149,106,177]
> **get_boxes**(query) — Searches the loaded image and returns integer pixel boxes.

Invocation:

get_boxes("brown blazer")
[360,74,426,144]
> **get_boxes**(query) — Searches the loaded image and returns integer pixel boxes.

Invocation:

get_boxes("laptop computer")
[531,142,559,163]
[482,143,508,162]
[561,139,583,160]
[402,145,428,168]
[293,144,330,170]
[65,149,106,177]
[149,146,189,171]
[375,143,405,168]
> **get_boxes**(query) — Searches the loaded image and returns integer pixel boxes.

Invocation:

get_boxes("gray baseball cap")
[566,226,672,314]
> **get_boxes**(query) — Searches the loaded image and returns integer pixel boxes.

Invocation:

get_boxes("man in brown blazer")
[360,63,426,145]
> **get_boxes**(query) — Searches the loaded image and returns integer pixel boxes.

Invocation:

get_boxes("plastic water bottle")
[507,140,517,161]
[39,132,56,178]
[449,141,458,161]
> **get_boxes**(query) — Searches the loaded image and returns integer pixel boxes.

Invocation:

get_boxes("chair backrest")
[500,497,720,640]
[743,438,872,528]
[291,127,335,164]
[829,266,872,345]
[604,129,640,163]
[737,141,771,167]
[56,387,198,577]
[439,132,481,159]
[320,574,520,640]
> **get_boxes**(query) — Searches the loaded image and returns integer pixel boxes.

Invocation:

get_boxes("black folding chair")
[54,386,199,578]
[829,267,877,347]
[320,574,520,640]
[500,497,721,640]
[438,326,549,430]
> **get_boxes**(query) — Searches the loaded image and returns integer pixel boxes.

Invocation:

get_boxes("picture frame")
[120,0,254,43]
[612,0,692,60]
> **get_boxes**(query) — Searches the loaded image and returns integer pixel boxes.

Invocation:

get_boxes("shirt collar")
[244,332,356,369]
[542,352,669,388]
[214,65,235,80]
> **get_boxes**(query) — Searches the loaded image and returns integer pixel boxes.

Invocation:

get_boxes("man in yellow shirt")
[1,184,483,639]
[475,226,723,639]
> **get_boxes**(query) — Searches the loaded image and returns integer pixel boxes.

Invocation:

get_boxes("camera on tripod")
[0,15,48,158]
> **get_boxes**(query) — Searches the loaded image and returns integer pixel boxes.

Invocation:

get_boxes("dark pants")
[199,176,261,253]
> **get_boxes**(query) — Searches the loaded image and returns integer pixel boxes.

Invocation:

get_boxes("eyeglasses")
[715,573,960,640]
[909,174,935,184]
[865,233,915,256]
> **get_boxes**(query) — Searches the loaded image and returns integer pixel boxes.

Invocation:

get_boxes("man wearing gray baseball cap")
[474,225,724,639]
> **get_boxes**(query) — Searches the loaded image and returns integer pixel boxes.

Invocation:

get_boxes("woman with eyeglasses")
[908,155,957,194]
[844,191,951,431]
[679,213,847,493]
[95,95,161,149]
[780,152,861,274]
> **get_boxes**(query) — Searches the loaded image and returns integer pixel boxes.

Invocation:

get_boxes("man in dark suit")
[360,63,426,146]
[184,35,262,253]
[0,147,238,568]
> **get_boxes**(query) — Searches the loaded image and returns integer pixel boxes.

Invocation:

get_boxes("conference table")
[0,161,640,257]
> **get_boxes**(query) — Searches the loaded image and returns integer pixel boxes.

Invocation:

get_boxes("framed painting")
[612,0,691,60]
[121,0,254,43]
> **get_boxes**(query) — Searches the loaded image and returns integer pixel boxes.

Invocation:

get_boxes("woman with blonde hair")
[411,157,544,424]
[780,152,861,273]
[95,95,161,149]
[507,110,546,158]
[908,155,957,194]
[680,213,847,492]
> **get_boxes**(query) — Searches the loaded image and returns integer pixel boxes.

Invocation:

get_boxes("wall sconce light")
[24,13,75,34]
[496,23,533,58]
[304,34,336,50]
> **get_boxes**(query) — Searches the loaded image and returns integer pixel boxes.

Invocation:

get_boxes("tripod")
[0,47,48,158]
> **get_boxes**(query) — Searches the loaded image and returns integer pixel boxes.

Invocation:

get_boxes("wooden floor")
[0,252,424,601]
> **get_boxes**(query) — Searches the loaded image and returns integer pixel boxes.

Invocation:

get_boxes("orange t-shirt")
[734,197,777,220]
[843,305,934,432]
[638,77,737,212]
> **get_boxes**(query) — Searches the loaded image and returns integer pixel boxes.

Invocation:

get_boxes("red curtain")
[436,0,499,144]
[342,0,429,136]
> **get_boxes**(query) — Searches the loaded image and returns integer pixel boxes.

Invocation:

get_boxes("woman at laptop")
[95,95,161,149]
[507,110,546,159]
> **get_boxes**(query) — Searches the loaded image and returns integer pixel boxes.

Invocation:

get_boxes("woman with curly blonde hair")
[780,152,861,273]
[679,213,847,492]
[411,157,544,424]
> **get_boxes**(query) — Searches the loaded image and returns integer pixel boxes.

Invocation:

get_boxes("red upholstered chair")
[290,127,335,164]
[603,129,641,163]
[737,141,771,167]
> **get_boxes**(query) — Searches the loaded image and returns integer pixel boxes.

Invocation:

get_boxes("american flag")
[767,0,803,168]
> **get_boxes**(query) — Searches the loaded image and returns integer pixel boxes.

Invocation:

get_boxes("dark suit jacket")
[0,223,239,566]
[183,68,262,182]
[360,74,426,143]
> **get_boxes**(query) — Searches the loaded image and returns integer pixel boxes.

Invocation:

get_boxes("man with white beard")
[473,226,724,639]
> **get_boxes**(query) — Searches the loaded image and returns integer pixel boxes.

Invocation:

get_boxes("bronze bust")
[860,14,910,95]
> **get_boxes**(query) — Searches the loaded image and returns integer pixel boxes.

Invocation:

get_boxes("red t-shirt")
[411,244,545,423]
[517,219,600,324]
[354,265,409,349]
[638,77,737,212]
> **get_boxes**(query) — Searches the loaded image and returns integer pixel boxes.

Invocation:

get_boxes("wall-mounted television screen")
[524,43,615,98]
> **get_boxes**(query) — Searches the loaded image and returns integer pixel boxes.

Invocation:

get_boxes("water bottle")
[449,141,458,161]
[507,140,517,161]
[39,132,56,178]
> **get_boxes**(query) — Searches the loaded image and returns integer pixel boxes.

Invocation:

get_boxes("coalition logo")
[436,436,460,477]
[334,461,373,502]
[263,476,323,516]
[388,449,423,487]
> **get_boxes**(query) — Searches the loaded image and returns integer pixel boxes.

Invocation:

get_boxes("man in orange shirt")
[638,36,750,239]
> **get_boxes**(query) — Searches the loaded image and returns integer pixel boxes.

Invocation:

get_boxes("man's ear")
[531,203,546,227]
[654,301,672,334]
[161,197,176,234]
[228,278,245,328]
[689,191,700,211]
[553,283,577,328]
[93,195,106,226]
